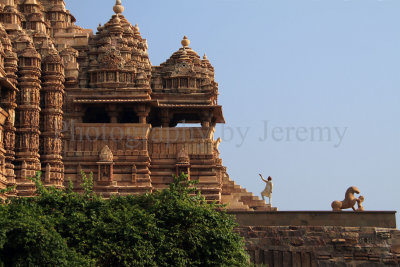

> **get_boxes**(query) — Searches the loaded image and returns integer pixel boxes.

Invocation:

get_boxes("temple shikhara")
[0,0,272,212]
[1,1,400,265]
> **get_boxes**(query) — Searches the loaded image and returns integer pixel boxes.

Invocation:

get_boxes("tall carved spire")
[113,0,124,15]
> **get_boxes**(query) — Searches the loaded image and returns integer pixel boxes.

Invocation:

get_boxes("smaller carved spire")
[177,147,190,164]
[99,145,113,162]
[181,36,190,48]
[113,0,124,15]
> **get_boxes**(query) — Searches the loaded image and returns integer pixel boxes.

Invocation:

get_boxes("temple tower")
[0,23,14,195]
[40,41,64,187]
[62,0,153,195]
[0,24,17,191]
[14,39,41,196]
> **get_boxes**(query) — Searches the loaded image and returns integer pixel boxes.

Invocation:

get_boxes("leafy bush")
[0,172,249,267]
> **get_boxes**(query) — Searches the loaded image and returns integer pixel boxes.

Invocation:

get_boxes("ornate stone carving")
[99,48,125,69]
[170,62,195,76]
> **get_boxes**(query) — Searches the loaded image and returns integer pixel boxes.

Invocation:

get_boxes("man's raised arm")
[259,174,267,182]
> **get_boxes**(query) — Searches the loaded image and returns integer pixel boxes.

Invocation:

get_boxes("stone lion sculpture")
[331,186,360,211]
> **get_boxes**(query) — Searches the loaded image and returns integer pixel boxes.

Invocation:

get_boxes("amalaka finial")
[181,36,190,47]
[113,0,124,15]
[203,53,208,60]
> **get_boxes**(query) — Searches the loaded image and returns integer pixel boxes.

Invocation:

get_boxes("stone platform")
[231,211,400,266]
[230,211,396,228]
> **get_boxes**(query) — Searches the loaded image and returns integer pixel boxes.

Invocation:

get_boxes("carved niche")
[97,145,114,184]
[176,147,190,178]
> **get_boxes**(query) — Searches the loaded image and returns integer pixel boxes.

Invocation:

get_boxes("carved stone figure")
[259,174,273,205]
[331,186,360,211]
[213,137,221,155]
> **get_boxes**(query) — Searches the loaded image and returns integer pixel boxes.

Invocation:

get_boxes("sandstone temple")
[0,1,399,266]
[0,0,271,212]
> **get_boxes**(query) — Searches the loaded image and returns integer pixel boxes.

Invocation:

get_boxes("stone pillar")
[40,50,65,188]
[201,110,212,128]
[161,109,171,128]
[107,104,118,123]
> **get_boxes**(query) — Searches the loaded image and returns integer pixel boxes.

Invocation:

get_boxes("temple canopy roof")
[162,36,214,72]
[158,36,215,80]
[151,36,218,99]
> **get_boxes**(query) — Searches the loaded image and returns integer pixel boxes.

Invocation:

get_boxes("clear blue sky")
[67,0,400,217]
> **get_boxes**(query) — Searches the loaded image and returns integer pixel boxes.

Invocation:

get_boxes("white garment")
[261,181,273,197]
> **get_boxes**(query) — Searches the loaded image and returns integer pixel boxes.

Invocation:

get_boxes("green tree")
[0,194,91,266]
[0,172,249,267]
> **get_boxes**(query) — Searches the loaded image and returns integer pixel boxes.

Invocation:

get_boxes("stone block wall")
[237,226,400,266]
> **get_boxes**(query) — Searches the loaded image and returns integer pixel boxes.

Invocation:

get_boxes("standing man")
[259,174,273,205]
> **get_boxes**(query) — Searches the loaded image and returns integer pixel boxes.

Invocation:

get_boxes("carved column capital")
[134,104,150,124]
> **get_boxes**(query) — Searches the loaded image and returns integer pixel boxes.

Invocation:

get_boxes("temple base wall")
[232,211,400,266]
